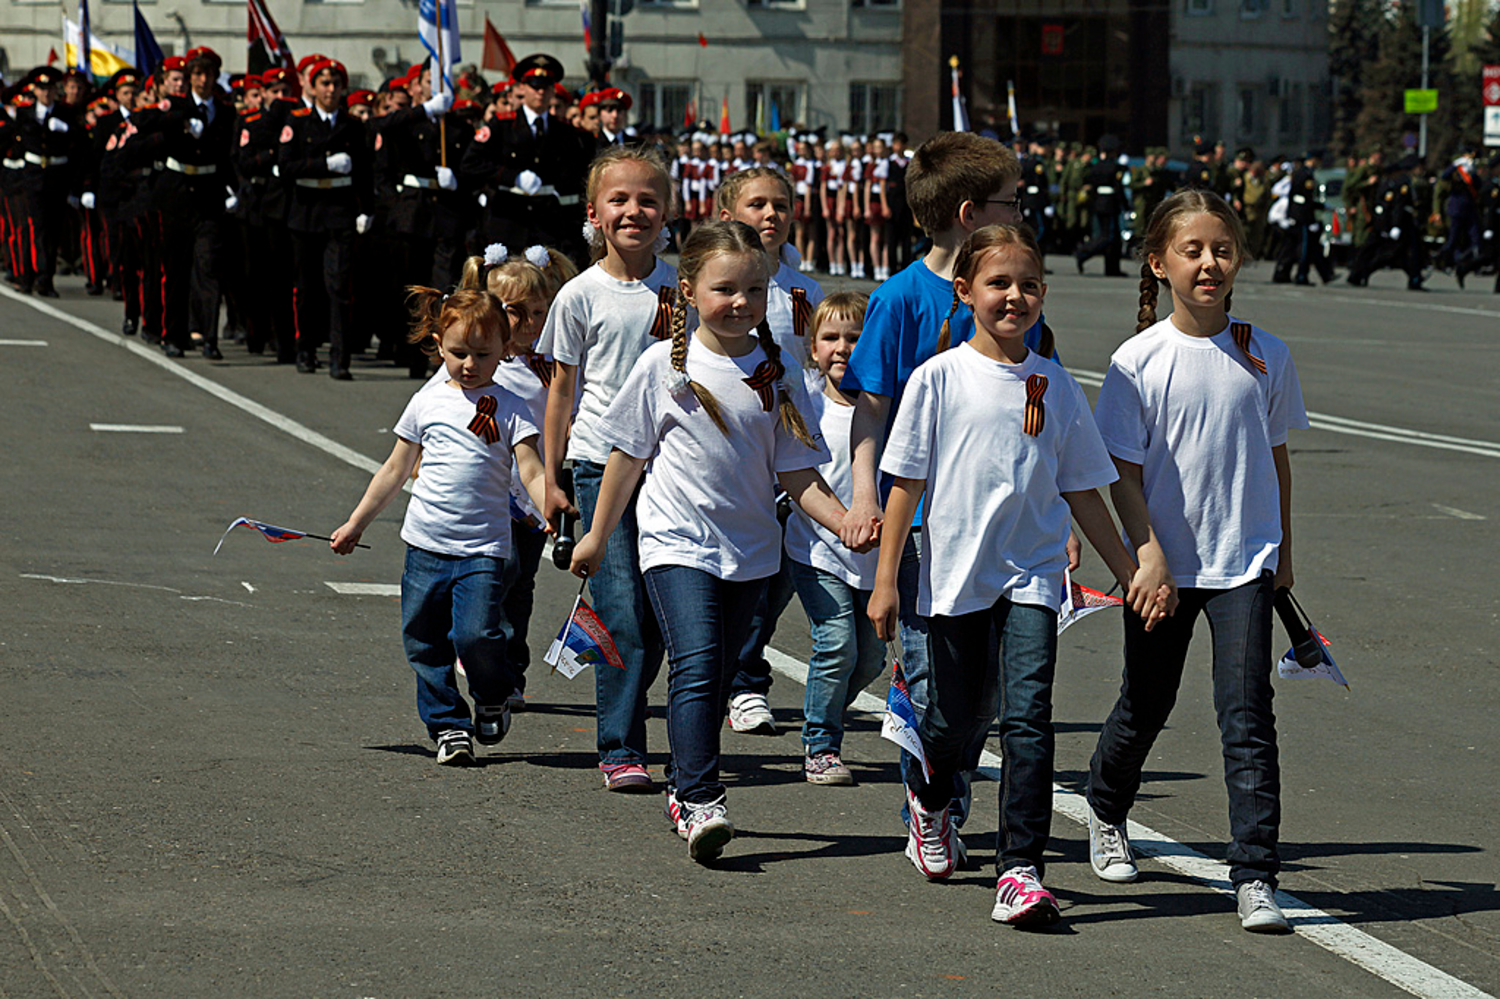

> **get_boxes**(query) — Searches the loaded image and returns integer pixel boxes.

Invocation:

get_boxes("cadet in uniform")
[1074,136,1127,276]
[14,67,80,298]
[459,53,594,267]
[1278,148,1334,285]
[1019,135,1053,253]
[1346,154,1424,291]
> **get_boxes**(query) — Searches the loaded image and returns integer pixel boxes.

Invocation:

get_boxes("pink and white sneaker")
[991,865,1061,926]
[903,786,957,879]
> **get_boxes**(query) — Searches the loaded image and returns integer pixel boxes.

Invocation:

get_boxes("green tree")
[1355,4,1459,166]
[1447,2,1500,152]
[1329,0,1384,155]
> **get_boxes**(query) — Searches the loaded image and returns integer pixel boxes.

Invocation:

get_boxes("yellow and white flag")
[63,15,132,81]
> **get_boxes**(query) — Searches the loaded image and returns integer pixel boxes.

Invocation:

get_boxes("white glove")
[478,193,488,208]
[356,213,371,235]
[186,118,205,139]
[81,192,95,210]
[1118,153,1130,166]
[1486,230,1495,240]
[1043,205,1054,218]
[224,193,239,212]
[326,152,353,175]
[423,92,452,118]
[48,116,69,134]
[516,169,542,195]
[1389,227,1401,239]
[436,166,457,191]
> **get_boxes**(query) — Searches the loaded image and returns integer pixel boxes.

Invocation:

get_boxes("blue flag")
[418,0,461,98]
[880,660,931,778]
[77,0,92,75]
[133,0,163,77]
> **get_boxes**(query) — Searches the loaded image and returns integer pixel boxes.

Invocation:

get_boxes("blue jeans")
[1088,572,1280,887]
[915,596,1058,876]
[573,459,666,766]
[729,551,795,700]
[643,565,766,805]
[897,528,986,828]
[498,521,547,693]
[400,545,515,739]
[788,560,887,755]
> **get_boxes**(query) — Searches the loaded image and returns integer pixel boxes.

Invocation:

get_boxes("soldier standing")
[1074,136,1127,276]
[13,67,80,298]
[1278,148,1334,285]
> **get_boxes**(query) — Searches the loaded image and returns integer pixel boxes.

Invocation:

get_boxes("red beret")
[297,54,327,74]
[309,58,348,87]
[162,56,188,72]
[346,89,375,107]
[260,68,293,89]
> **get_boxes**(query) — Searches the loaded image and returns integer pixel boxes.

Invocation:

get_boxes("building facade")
[1,0,905,136]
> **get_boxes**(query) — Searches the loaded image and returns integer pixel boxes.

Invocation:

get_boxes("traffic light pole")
[1420,24,1430,158]
[588,0,611,89]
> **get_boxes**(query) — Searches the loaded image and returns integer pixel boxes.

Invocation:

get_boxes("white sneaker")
[1236,880,1291,933]
[434,729,474,766]
[991,865,1061,925]
[1088,809,1138,883]
[683,796,734,863]
[903,786,957,879]
[664,786,689,840]
[728,692,778,734]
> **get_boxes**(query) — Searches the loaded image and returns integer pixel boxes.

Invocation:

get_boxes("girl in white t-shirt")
[1087,190,1309,935]
[869,224,1171,926]
[713,166,828,736]
[331,289,547,768]
[535,146,680,793]
[570,221,859,864]
[786,292,888,786]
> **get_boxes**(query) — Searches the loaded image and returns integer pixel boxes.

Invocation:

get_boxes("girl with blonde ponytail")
[569,221,867,864]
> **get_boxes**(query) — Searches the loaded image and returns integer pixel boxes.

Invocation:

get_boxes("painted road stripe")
[1072,368,1500,460]
[324,582,401,596]
[6,284,1492,999]
[1432,504,1486,521]
[89,423,185,434]
[0,338,47,346]
[764,647,1493,999]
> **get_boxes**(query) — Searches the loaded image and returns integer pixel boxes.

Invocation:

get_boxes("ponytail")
[935,288,962,353]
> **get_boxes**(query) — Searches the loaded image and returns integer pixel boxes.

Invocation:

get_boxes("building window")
[1181,83,1219,140]
[745,81,803,131]
[852,0,900,7]
[850,82,901,134]
[1279,82,1304,142]
[748,0,805,7]
[639,81,697,130]
[1239,0,1266,16]
[1185,0,1213,14]
[1281,0,1297,16]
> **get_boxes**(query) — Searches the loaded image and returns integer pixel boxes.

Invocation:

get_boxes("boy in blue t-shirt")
[841,131,1064,835]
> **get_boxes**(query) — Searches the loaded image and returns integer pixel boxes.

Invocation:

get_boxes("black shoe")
[1293,277,1313,286]
[85,282,103,297]
[121,318,138,337]
[275,353,297,365]
[1407,281,1428,292]
[34,282,59,299]
[163,343,185,358]
[1456,267,1468,290]
[1074,253,1085,275]
[329,365,353,381]
[295,355,316,374]
[246,343,265,356]
[202,344,224,360]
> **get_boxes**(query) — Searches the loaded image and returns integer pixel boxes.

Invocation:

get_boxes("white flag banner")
[417,0,462,99]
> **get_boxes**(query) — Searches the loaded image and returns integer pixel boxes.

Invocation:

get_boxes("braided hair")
[1134,189,1247,334]
[754,317,818,448]
[936,223,1054,359]
[669,283,730,435]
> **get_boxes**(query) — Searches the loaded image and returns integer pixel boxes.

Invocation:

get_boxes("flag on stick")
[482,15,517,73]
[544,587,625,679]
[133,1,163,77]
[949,55,969,132]
[248,0,294,74]
[419,0,461,98]
[1006,79,1020,139]
[213,517,368,554]
[76,0,91,77]
[880,661,931,779]
[580,0,592,52]
[1057,569,1125,635]
[64,12,131,82]
[1274,590,1349,688]
[719,94,730,135]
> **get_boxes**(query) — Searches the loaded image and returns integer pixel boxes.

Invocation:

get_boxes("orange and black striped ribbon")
[647,286,674,339]
[468,394,501,444]
[1023,374,1048,436]
[524,351,553,387]
[1230,322,1267,375]
[743,359,782,412]
[790,287,812,341]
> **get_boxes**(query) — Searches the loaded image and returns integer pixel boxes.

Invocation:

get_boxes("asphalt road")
[1,257,1497,999]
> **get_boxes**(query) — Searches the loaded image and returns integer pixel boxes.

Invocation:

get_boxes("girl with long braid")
[569,221,865,864]
[869,224,1170,926]
[1087,190,1309,934]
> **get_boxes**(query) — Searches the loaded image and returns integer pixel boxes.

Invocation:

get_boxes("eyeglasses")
[986,197,1022,210]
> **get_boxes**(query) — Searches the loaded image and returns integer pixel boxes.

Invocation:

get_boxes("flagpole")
[436,0,448,169]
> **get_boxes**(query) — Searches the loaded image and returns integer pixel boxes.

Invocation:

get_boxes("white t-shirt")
[784,391,879,589]
[881,343,1117,616]
[1092,316,1308,589]
[394,382,539,558]
[599,336,830,581]
[766,258,825,382]
[535,258,680,465]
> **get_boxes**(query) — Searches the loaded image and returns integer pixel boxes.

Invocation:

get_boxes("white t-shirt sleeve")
[772,371,832,473]
[879,368,935,482]
[1056,374,1119,493]
[597,352,662,460]
[1093,357,1149,465]
[393,393,423,445]
[1264,337,1310,446]
[536,282,588,364]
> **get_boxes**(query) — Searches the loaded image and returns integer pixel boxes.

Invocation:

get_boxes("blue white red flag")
[1057,569,1125,635]
[213,517,307,554]
[544,594,625,679]
[418,0,461,99]
[1277,628,1349,688]
[881,660,931,778]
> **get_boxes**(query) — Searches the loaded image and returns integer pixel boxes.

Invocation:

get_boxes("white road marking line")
[1432,504,1486,521]
[764,647,1494,999]
[89,423,185,434]
[1072,367,1500,460]
[0,338,47,346]
[241,581,257,593]
[10,284,1483,998]
[21,573,180,593]
[324,582,402,596]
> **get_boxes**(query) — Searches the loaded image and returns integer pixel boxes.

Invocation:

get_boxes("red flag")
[697,32,708,47]
[248,0,295,72]
[482,15,518,73]
[47,47,59,65]
[719,95,730,134]
[684,98,696,127]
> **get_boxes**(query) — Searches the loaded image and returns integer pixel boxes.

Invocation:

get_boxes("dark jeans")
[643,565,766,804]
[573,458,666,765]
[914,596,1058,876]
[499,521,548,692]
[1088,572,1280,886]
[400,545,516,740]
[728,550,795,700]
